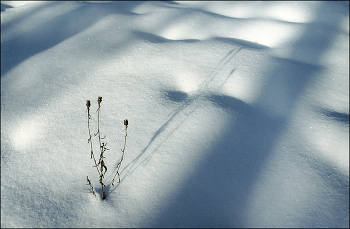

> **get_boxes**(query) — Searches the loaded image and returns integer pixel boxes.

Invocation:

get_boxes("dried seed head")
[86,100,91,107]
[98,96,102,104]
[124,119,128,126]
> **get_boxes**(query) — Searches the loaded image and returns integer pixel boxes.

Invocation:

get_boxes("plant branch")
[105,119,128,191]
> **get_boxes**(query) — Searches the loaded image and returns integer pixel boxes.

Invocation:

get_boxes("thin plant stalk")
[96,96,108,199]
[87,100,102,178]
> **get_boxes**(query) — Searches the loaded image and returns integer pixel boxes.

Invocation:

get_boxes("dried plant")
[86,96,128,199]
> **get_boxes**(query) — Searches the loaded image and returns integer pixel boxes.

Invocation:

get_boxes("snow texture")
[1,1,349,228]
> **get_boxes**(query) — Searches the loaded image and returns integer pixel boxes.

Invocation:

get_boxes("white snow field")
[1,1,349,228]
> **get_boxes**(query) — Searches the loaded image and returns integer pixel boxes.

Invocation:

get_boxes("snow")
[1,1,349,228]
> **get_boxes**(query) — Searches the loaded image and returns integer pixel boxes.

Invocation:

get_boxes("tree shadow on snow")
[142,2,348,227]
[0,1,142,77]
[318,108,350,126]
[1,3,13,12]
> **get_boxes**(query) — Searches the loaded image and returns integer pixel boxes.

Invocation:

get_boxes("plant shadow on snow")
[140,2,348,227]
[121,90,196,175]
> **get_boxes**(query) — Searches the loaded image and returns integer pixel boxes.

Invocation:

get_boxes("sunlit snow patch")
[232,21,303,48]
[221,71,265,105]
[10,115,47,151]
[175,71,203,95]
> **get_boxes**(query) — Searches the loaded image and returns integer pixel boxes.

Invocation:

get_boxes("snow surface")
[1,1,349,228]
